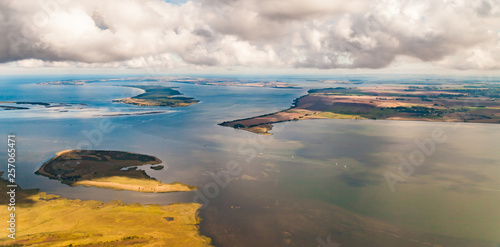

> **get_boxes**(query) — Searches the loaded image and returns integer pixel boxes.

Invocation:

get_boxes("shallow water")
[0,75,499,247]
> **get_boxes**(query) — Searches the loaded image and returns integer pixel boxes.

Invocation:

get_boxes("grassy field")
[220,84,500,134]
[0,174,212,247]
[314,111,366,120]
[221,109,365,135]
[73,176,196,193]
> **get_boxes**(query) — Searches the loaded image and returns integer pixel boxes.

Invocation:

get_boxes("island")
[113,85,199,107]
[0,102,87,111]
[220,84,500,134]
[35,150,197,193]
[317,80,364,84]
[170,77,300,88]
[38,76,300,89]
[151,165,165,170]
[0,101,66,110]
[0,172,212,246]
[0,105,29,110]
[38,79,199,108]
[38,77,164,86]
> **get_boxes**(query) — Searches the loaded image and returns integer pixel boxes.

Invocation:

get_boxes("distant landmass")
[170,77,300,88]
[38,76,300,89]
[220,83,500,134]
[0,102,86,111]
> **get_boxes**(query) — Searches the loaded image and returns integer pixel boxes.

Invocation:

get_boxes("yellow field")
[314,111,366,120]
[72,176,197,193]
[0,192,212,246]
[0,172,212,246]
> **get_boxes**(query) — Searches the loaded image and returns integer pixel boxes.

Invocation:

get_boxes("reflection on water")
[199,119,500,247]
[0,75,499,247]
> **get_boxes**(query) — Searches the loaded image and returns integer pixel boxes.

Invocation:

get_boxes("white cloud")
[1,0,500,71]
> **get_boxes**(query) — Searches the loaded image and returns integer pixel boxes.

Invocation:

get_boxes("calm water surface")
[0,75,499,247]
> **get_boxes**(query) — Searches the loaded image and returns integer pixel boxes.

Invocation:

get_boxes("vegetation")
[150,165,165,170]
[327,105,448,119]
[113,85,198,107]
[36,150,197,193]
[0,173,212,247]
[308,87,374,96]
[220,84,500,134]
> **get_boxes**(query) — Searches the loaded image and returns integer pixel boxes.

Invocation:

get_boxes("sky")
[1,0,500,76]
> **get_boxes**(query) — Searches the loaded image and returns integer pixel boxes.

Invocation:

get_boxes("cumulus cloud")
[1,0,500,70]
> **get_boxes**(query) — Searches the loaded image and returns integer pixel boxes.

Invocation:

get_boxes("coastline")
[36,150,197,193]
[220,85,500,134]
[0,174,212,246]
[112,85,199,107]
[72,177,196,193]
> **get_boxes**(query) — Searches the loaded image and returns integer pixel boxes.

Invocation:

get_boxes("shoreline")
[36,150,197,193]
[220,85,500,134]
[112,85,199,107]
[0,173,212,246]
[72,177,196,193]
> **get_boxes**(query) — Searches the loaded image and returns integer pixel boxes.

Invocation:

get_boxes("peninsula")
[36,150,197,193]
[220,84,500,134]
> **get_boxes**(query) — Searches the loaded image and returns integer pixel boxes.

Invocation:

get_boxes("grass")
[314,111,365,120]
[73,176,197,193]
[0,173,212,247]
[327,105,448,120]
[220,84,500,135]
[245,124,273,135]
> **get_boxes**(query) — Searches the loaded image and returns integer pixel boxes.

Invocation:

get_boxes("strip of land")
[113,85,199,107]
[171,78,300,88]
[96,110,167,117]
[0,173,212,246]
[0,101,51,106]
[0,102,81,111]
[220,84,500,134]
[36,150,197,193]
[39,77,299,89]
[73,177,196,193]
[0,105,29,110]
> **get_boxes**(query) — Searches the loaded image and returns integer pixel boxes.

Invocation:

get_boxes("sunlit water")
[0,75,499,247]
